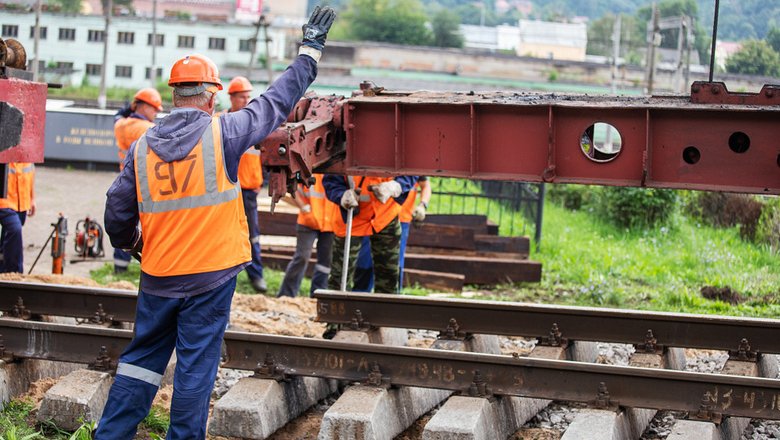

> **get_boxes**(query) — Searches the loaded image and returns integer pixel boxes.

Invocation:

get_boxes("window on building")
[56,62,74,72]
[177,35,194,48]
[86,64,102,76]
[208,37,225,50]
[88,30,105,43]
[145,67,164,80]
[115,65,133,78]
[117,32,135,45]
[29,26,47,39]
[147,33,164,47]
[2,24,18,38]
[27,60,45,71]
[58,28,76,41]
[239,39,255,52]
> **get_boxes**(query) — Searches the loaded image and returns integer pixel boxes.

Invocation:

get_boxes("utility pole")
[684,17,693,91]
[246,17,262,79]
[674,16,686,92]
[151,0,158,86]
[646,3,659,95]
[31,0,41,81]
[263,17,273,84]
[98,0,113,109]
[611,15,621,94]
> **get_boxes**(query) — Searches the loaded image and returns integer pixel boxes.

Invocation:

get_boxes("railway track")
[1,281,779,439]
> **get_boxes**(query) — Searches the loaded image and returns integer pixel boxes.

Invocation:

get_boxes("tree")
[341,0,433,46]
[636,0,710,64]
[767,26,780,53]
[49,0,82,13]
[431,9,463,48]
[725,40,780,77]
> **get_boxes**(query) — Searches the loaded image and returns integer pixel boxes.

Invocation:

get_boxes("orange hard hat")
[134,88,163,111]
[228,76,253,94]
[168,54,223,90]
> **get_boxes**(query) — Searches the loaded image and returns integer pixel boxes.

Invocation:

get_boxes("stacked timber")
[258,211,542,292]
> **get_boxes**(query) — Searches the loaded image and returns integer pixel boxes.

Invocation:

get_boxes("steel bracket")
[538,323,568,348]
[89,303,115,327]
[634,329,665,355]
[0,334,16,363]
[690,81,780,105]
[8,297,31,320]
[464,370,495,401]
[88,346,116,372]
[689,390,724,424]
[437,318,468,341]
[728,338,759,362]
[362,361,391,389]
[253,353,289,382]
[590,382,620,412]
[347,309,373,332]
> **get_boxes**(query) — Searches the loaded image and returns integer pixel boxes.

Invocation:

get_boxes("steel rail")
[313,291,780,354]
[0,281,136,323]
[4,318,780,420]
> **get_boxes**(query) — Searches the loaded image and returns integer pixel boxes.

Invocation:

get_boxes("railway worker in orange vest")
[322,175,418,297]
[96,6,335,439]
[353,176,431,291]
[225,76,267,292]
[277,174,338,297]
[112,87,162,273]
[0,163,35,273]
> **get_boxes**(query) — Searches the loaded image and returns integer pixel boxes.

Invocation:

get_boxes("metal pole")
[246,17,262,79]
[263,19,273,83]
[151,0,157,86]
[646,3,659,95]
[535,183,545,252]
[611,15,621,94]
[340,178,356,292]
[98,0,112,109]
[708,0,721,82]
[31,0,41,81]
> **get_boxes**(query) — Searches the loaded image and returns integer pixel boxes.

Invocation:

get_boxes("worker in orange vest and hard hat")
[0,163,35,273]
[224,76,267,292]
[97,6,335,439]
[277,173,339,297]
[112,87,162,273]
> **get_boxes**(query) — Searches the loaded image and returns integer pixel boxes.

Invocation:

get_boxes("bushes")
[548,184,678,229]
[685,192,764,240]
[757,197,780,252]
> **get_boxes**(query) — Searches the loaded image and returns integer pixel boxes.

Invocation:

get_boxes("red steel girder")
[341,86,780,195]
[0,77,46,163]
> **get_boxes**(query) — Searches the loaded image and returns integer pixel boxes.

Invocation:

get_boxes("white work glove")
[370,180,402,204]
[301,204,312,214]
[412,203,427,222]
[340,189,359,209]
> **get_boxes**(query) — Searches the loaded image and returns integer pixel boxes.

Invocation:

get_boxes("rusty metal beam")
[341,89,780,195]
[4,318,780,419]
[313,291,780,355]
[0,281,136,323]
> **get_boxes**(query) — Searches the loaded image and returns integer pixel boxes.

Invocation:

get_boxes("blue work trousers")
[277,225,333,297]
[242,189,264,281]
[94,278,236,440]
[0,209,26,273]
[353,221,410,292]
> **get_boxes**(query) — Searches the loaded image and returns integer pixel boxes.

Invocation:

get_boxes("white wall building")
[461,19,588,61]
[0,10,289,88]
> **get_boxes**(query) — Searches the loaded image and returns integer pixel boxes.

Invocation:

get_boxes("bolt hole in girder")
[683,146,701,165]
[728,131,750,154]
[314,137,323,155]
[580,122,623,163]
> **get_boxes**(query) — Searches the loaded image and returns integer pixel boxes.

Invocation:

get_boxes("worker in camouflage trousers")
[323,175,417,295]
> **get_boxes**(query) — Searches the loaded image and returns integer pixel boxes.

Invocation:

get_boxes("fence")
[428,178,545,250]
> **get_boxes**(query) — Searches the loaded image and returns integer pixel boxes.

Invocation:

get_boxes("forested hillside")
[318,0,780,41]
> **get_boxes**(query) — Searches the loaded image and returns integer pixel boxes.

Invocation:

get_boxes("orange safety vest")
[398,185,419,223]
[332,176,401,238]
[0,163,34,212]
[296,174,338,232]
[219,109,264,190]
[115,117,154,170]
[237,148,263,190]
[134,117,250,276]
